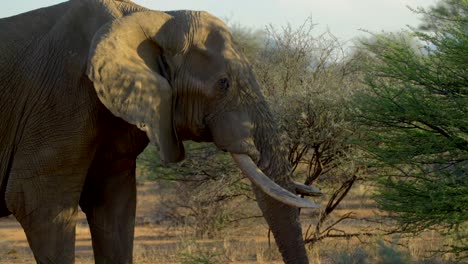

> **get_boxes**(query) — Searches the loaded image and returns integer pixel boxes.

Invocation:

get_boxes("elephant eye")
[218,78,230,91]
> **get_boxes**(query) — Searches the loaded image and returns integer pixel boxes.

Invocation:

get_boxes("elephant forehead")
[179,11,234,52]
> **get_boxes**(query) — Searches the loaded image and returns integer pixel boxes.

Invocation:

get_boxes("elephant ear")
[87,11,184,163]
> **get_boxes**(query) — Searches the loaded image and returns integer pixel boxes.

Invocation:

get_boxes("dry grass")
[0,182,458,264]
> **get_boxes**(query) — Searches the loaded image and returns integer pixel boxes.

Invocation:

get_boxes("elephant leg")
[6,162,89,263]
[16,203,80,264]
[80,158,137,264]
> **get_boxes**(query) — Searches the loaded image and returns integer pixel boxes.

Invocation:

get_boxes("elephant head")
[87,10,320,263]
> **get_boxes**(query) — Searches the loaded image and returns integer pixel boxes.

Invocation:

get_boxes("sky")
[1,0,438,41]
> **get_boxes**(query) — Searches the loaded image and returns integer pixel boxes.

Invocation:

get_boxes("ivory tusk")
[231,153,320,208]
[294,182,323,197]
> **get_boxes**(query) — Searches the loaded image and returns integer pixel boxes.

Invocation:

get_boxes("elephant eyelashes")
[218,78,230,91]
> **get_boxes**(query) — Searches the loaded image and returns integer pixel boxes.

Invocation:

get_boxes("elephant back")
[0,2,69,66]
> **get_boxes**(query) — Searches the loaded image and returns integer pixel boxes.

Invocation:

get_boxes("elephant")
[0,0,321,263]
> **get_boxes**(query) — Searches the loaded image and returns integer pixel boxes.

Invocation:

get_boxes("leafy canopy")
[353,0,467,258]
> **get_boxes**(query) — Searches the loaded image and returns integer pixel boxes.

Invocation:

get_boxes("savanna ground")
[0,180,456,264]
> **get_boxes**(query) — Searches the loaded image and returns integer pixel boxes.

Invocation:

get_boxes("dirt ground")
[0,182,289,263]
[0,182,453,263]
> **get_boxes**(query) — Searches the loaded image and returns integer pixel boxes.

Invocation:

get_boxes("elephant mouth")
[214,138,260,161]
[176,125,213,143]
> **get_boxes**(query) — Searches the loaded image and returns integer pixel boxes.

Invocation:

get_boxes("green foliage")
[353,0,468,258]
[418,0,468,31]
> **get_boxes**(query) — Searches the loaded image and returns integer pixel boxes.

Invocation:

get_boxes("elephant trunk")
[254,186,309,264]
[231,152,310,263]
[248,99,311,263]
[252,150,310,263]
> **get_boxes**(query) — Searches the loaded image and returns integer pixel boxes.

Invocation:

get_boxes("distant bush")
[331,247,369,264]
[178,238,227,264]
[137,143,255,238]
[375,240,411,264]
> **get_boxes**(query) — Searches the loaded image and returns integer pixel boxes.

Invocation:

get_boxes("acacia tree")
[418,0,467,31]
[353,0,467,258]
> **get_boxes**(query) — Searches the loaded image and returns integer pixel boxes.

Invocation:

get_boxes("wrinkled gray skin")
[0,0,309,263]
